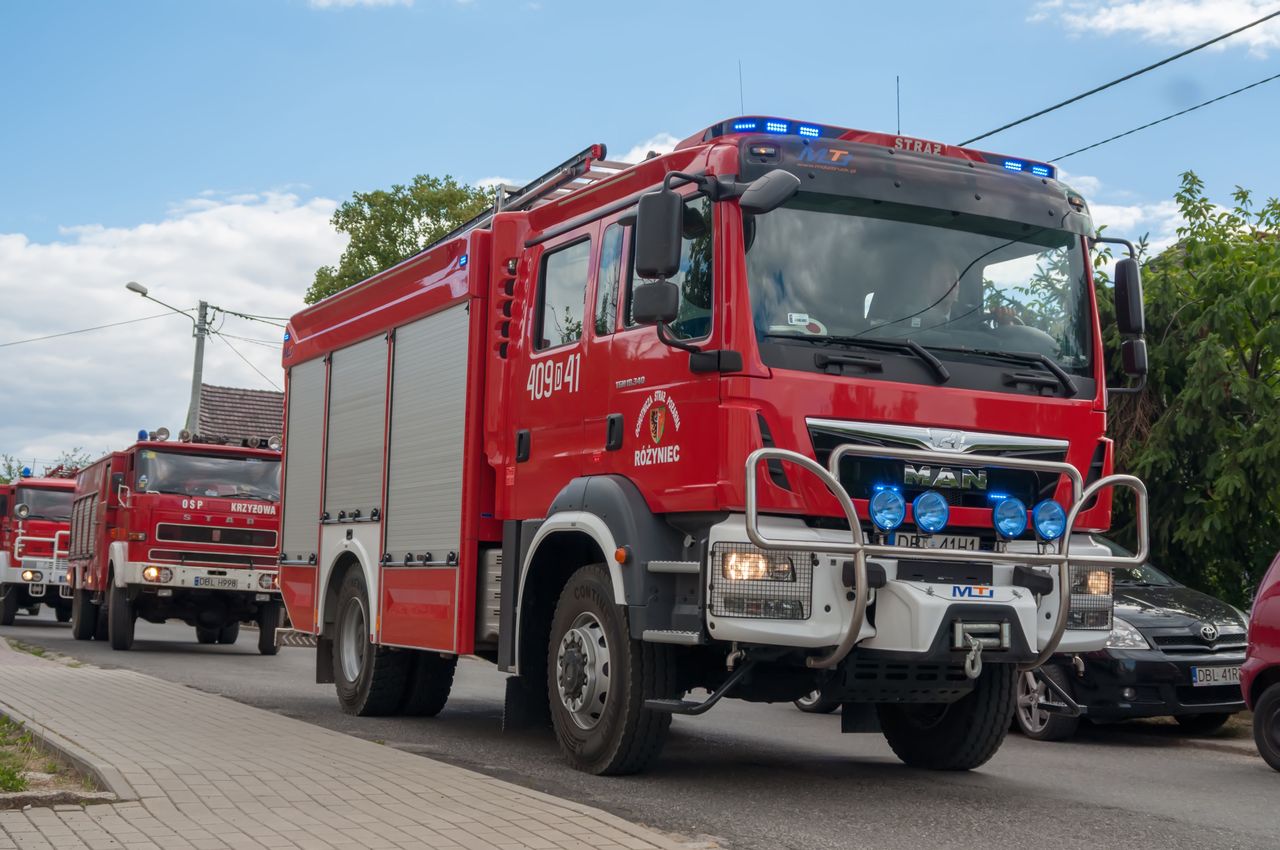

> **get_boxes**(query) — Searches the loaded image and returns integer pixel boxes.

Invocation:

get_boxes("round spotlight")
[912,490,950,534]
[179,429,193,442]
[992,497,1028,539]
[869,489,906,531]
[154,427,170,442]
[267,434,283,451]
[1033,500,1068,541]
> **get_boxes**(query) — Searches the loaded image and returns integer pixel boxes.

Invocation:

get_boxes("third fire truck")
[1,469,76,625]
[69,430,284,654]
[278,115,1151,774]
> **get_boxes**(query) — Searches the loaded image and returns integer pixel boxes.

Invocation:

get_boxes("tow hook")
[952,621,1010,679]
[964,635,984,680]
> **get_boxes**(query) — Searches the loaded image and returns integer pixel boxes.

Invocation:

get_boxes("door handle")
[515,429,531,463]
[605,414,624,451]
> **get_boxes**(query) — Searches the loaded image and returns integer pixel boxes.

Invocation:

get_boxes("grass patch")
[5,639,47,659]
[0,714,93,797]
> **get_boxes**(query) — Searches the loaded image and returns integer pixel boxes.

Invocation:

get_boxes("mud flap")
[840,702,882,733]
[502,675,550,731]
[316,636,335,684]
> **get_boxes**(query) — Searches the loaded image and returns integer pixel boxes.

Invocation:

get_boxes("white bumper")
[1,558,71,596]
[118,560,280,596]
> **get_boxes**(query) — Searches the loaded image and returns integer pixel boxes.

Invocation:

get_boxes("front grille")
[147,549,274,568]
[1175,685,1243,706]
[709,543,813,620]
[1152,633,1248,656]
[156,524,277,548]
[1068,564,1113,630]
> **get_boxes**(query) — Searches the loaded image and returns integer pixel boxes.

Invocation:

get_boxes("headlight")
[142,566,173,583]
[1032,500,1067,541]
[20,569,42,582]
[1106,617,1150,649]
[992,497,1027,539]
[258,572,280,591]
[912,490,949,534]
[869,488,906,531]
[721,550,795,582]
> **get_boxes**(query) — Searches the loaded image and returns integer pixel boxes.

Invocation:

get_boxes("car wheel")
[1175,712,1232,735]
[879,663,1016,770]
[195,626,219,644]
[794,690,840,714]
[218,622,240,645]
[257,603,281,656]
[55,605,72,623]
[400,650,457,716]
[71,588,98,641]
[1015,666,1080,741]
[332,569,408,716]
[1255,685,1280,771]
[0,589,18,626]
[107,583,134,651]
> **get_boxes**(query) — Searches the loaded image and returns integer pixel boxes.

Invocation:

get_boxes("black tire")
[1175,712,1233,735]
[333,569,408,716]
[195,626,219,644]
[0,588,17,626]
[71,588,98,641]
[107,583,134,651]
[257,603,281,656]
[1254,684,1280,771]
[879,663,1016,770]
[794,690,841,714]
[400,651,458,716]
[1014,666,1080,742]
[547,564,676,775]
[25,605,39,616]
[218,622,240,645]
[93,597,109,641]
[55,605,72,623]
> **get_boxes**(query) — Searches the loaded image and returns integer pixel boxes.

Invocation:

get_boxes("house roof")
[196,384,284,443]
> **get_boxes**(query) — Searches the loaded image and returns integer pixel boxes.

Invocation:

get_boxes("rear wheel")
[107,584,134,651]
[0,589,18,626]
[71,588,98,641]
[1175,712,1232,735]
[794,690,840,714]
[547,564,676,775]
[400,651,458,716]
[332,569,408,716]
[879,663,1016,770]
[218,622,240,645]
[257,603,281,656]
[25,605,39,616]
[1014,666,1080,741]
[1254,685,1280,771]
[195,626,219,644]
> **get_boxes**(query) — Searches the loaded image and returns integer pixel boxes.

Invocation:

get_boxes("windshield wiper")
[928,347,1077,397]
[766,334,951,384]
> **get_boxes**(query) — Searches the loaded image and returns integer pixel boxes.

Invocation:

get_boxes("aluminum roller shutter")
[280,359,325,560]
[324,336,388,518]
[384,305,469,562]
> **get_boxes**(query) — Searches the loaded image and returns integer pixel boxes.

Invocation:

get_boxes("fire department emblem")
[649,404,667,445]
[633,390,682,467]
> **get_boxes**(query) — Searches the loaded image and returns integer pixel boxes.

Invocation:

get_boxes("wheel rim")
[555,611,611,730]
[339,596,367,683]
[1017,671,1051,734]
[798,690,823,708]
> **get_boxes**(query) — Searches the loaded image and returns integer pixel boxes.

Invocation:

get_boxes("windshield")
[744,194,1094,373]
[135,450,280,502]
[1095,537,1178,587]
[14,487,72,521]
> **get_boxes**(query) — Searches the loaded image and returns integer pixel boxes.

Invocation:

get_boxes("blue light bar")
[765,120,789,134]
[733,120,758,132]
[1030,164,1051,178]
[459,254,468,268]
[798,125,821,138]
[1003,160,1024,172]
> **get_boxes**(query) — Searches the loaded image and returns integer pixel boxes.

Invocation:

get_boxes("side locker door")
[380,306,470,653]
[509,227,597,518]
[279,358,325,633]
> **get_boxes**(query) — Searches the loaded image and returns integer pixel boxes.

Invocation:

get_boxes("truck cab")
[68,432,284,654]
[1,472,75,625]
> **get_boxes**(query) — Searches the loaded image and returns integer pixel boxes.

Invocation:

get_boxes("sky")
[1,0,1278,466]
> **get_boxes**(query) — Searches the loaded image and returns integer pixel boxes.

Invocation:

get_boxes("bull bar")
[14,530,70,562]
[743,444,1149,672]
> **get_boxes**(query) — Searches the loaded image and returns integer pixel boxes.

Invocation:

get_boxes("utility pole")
[187,300,208,433]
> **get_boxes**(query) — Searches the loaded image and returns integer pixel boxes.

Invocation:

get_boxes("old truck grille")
[709,543,813,620]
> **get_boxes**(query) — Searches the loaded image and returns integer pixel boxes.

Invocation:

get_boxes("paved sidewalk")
[0,641,685,850]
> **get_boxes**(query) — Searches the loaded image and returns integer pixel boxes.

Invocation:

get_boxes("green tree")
[1106,172,1280,606]
[306,175,492,304]
[0,455,23,485]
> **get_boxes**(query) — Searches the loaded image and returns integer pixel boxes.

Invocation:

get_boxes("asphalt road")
[2,610,1275,850]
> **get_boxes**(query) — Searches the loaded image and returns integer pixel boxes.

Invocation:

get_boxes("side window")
[594,224,625,336]
[626,196,713,339]
[536,238,591,351]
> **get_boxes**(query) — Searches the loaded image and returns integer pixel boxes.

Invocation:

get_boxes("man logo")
[903,464,987,491]
[952,586,995,599]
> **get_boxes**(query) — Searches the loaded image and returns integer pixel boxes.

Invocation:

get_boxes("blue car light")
[912,490,950,534]
[992,497,1028,539]
[1033,500,1068,541]
[869,488,906,532]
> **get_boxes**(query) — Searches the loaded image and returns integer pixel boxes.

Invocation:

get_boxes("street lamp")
[125,282,208,434]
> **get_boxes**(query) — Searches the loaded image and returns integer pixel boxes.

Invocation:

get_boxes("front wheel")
[71,588,98,641]
[196,626,219,644]
[1175,712,1232,735]
[794,690,840,714]
[1254,685,1280,771]
[547,564,676,775]
[332,569,408,716]
[1,589,18,626]
[107,583,134,651]
[257,603,281,656]
[218,622,240,645]
[1014,666,1080,741]
[879,663,1016,770]
[55,605,72,623]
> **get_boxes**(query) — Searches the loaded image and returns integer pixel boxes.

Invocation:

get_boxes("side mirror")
[1121,337,1147,377]
[634,188,683,280]
[14,503,30,520]
[1114,258,1145,336]
[632,281,680,325]
[739,169,801,216]
[110,472,128,507]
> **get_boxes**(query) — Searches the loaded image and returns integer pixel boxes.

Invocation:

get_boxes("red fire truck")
[278,116,1151,774]
[1,469,76,625]
[68,429,284,654]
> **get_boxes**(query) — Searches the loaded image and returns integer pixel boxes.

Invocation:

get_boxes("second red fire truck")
[1,469,76,625]
[68,429,284,654]
[278,115,1151,774]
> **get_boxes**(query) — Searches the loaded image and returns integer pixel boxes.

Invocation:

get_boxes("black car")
[1016,537,1248,741]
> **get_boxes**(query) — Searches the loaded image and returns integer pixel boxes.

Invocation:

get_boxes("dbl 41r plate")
[894,534,980,552]
[1190,666,1240,687]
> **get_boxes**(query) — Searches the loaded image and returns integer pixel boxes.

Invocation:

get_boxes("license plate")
[894,534,981,551]
[193,576,240,590]
[1190,666,1240,687]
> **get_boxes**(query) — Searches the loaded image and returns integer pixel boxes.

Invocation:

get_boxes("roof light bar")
[733,120,758,131]
[765,120,789,134]
[798,125,821,138]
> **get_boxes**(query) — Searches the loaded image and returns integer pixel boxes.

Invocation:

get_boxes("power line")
[215,307,287,328]
[0,312,185,348]
[959,8,1280,146]
[1050,70,1280,162]
[217,331,281,348]
[212,331,282,391]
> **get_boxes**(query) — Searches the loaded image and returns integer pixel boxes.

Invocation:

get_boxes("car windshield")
[135,450,280,502]
[14,487,72,521]
[744,194,1094,374]
[1095,537,1178,587]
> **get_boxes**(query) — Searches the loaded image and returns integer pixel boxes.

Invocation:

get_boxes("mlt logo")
[798,146,855,171]
[952,585,995,599]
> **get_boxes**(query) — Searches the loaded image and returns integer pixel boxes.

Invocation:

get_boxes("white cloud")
[475,176,518,190]
[617,133,680,165]
[308,0,412,8]
[0,192,344,465]
[1056,168,1103,197]
[1091,198,1185,255]
[1034,1,1280,55]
